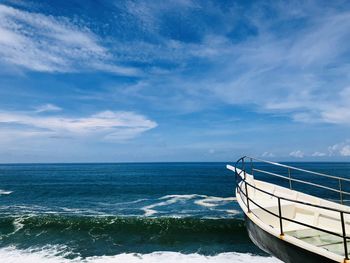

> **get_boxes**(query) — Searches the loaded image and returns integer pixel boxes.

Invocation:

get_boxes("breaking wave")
[0,189,12,195]
[0,246,281,263]
[0,215,254,257]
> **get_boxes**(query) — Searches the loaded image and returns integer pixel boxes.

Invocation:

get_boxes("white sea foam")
[0,189,13,195]
[159,194,204,200]
[142,198,181,216]
[142,194,204,216]
[13,216,29,233]
[225,209,240,215]
[0,247,282,263]
[142,194,238,217]
[194,196,236,208]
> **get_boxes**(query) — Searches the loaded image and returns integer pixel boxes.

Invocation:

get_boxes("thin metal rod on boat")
[288,168,292,190]
[339,179,343,205]
[242,158,250,212]
[250,157,254,176]
[245,181,250,212]
[278,197,283,236]
[340,212,348,259]
[242,158,246,178]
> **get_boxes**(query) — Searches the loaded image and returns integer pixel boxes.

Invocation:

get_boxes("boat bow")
[227,156,350,263]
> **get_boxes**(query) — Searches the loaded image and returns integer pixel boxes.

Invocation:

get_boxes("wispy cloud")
[311,151,327,157]
[104,1,350,125]
[2,1,350,124]
[0,110,157,141]
[0,4,139,75]
[206,10,350,124]
[34,104,62,113]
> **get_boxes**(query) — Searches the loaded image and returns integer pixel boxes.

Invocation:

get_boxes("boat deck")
[286,229,346,257]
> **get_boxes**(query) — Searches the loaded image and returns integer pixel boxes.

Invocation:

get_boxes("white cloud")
[289,150,304,158]
[213,10,350,124]
[321,105,350,124]
[328,140,350,156]
[0,110,157,141]
[340,145,350,156]
[262,152,274,158]
[35,104,62,113]
[311,151,326,157]
[0,4,139,75]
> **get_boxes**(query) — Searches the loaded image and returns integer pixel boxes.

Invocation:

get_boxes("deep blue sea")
[0,162,349,263]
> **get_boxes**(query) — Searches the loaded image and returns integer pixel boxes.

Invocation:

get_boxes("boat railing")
[237,156,350,204]
[233,156,350,260]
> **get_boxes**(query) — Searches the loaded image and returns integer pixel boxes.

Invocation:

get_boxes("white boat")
[227,156,350,263]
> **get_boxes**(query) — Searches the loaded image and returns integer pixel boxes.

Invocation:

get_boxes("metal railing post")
[242,158,246,178]
[288,168,292,190]
[278,197,284,236]
[250,157,254,176]
[242,157,251,212]
[339,179,344,205]
[234,166,238,186]
[340,212,348,259]
[245,180,250,213]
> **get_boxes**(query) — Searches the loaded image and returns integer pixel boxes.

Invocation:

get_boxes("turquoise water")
[0,162,349,262]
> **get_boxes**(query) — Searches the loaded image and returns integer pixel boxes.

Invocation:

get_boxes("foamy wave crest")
[142,195,199,216]
[0,189,13,195]
[194,196,236,208]
[88,252,282,263]
[142,194,238,217]
[0,247,281,263]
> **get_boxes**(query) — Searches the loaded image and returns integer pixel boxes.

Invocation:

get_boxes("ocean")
[0,162,349,262]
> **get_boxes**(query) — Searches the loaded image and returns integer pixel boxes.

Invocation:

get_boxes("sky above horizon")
[0,0,350,162]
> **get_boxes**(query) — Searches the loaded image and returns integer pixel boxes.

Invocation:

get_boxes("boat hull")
[245,215,338,263]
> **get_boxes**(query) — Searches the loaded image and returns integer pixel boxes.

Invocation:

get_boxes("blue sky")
[0,0,350,162]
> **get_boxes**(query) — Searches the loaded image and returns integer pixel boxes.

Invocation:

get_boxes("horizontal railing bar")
[244,156,350,183]
[253,168,350,196]
[236,182,345,239]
